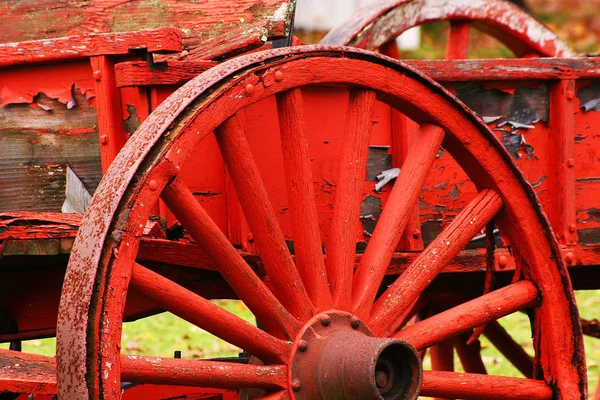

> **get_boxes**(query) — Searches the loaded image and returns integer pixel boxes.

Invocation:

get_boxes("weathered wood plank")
[0,1,294,46]
[404,57,600,81]
[113,57,600,87]
[0,91,101,212]
[0,212,81,240]
[0,28,182,68]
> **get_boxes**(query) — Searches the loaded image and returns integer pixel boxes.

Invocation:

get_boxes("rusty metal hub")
[290,312,422,400]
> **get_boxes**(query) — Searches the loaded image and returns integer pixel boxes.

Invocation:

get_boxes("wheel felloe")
[290,313,422,400]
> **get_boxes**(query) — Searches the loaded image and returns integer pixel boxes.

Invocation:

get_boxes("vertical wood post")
[548,79,577,245]
[90,55,127,172]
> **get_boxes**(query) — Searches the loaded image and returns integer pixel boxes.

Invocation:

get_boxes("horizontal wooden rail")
[0,28,182,68]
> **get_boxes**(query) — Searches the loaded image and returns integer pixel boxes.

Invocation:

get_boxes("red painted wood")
[379,39,424,253]
[129,263,289,364]
[0,1,292,46]
[445,21,470,59]
[421,371,552,400]
[107,57,600,86]
[369,190,504,335]
[115,60,218,87]
[122,386,225,400]
[430,340,455,400]
[326,89,376,308]
[483,321,533,377]
[91,55,128,172]
[548,80,577,245]
[404,57,600,81]
[392,113,423,252]
[352,124,444,317]
[120,355,287,390]
[384,295,427,337]
[0,28,182,67]
[215,112,314,321]
[161,177,300,339]
[0,212,81,240]
[0,348,56,395]
[276,88,332,310]
[455,335,487,374]
[395,281,539,350]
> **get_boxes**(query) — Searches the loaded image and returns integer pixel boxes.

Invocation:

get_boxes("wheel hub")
[290,312,422,400]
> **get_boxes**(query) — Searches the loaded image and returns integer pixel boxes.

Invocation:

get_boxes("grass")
[3,291,598,397]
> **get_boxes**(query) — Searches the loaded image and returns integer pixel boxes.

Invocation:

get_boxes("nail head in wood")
[498,255,508,269]
[298,340,308,352]
[564,252,575,265]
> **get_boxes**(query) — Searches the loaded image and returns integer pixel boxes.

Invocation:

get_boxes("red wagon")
[0,0,598,399]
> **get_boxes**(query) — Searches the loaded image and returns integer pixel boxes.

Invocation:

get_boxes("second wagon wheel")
[321,0,575,59]
[56,46,585,399]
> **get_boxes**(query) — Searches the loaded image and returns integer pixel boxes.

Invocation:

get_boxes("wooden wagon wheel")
[56,46,585,399]
[321,0,575,59]
[322,0,580,393]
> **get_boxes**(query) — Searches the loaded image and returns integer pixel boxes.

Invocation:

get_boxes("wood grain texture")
[0,1,293,61]
[121,355,287,389]
[277,88,332,310]
[0,28,182,68]
[421,371,552,400]
[0,89,101,212]
[0,1,292,43]
[326,89,376,308]
[0,348,57,395]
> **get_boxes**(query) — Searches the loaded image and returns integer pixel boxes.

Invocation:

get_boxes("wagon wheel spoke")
[394,280,538,351]
[215,112,314,321]
[446,21,471,59]
[484,320,534,377]
[429,339,456,400]
[120,355,287,390]
[455,334,487,374]
[421,371,552,400]
[276,88,332,310]
[383,295,428,337]
[129,263,290,364]
[326,89,377,308]
[369,189,504,335]
[160,177,300,339]
[352,124,445,317]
